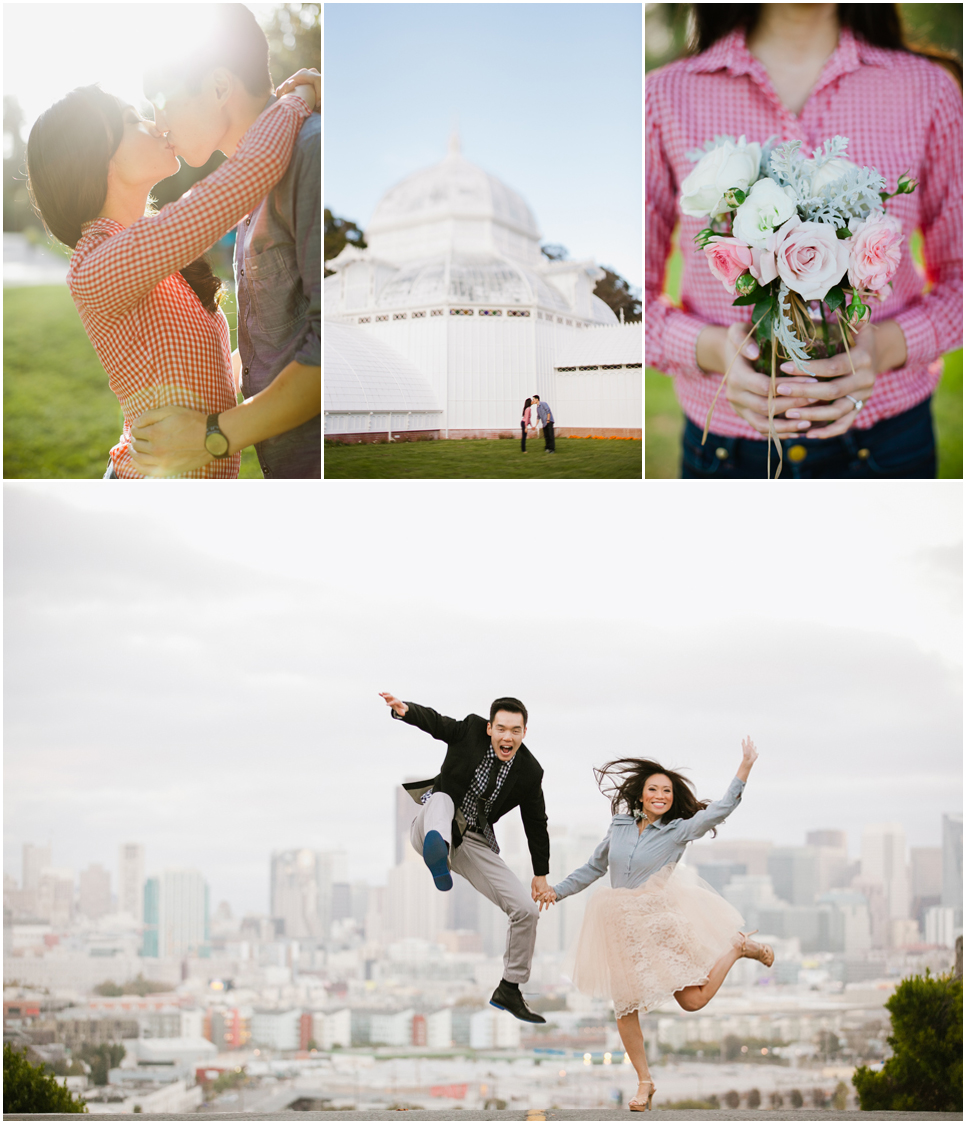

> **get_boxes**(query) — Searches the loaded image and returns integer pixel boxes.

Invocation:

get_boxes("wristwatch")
[204,414,230,458]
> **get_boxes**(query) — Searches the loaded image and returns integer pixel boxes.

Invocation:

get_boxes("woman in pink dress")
[26,73,317,477]
[538,738,774,1112]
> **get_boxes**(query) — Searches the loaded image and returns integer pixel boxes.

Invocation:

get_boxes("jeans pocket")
[244,245,308,348]
[681,422,734,477]
[854,400,936,478]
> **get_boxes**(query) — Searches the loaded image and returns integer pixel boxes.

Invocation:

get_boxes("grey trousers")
[410,792,539,984]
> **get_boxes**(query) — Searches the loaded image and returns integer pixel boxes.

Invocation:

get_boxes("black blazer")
[395,701,550,876]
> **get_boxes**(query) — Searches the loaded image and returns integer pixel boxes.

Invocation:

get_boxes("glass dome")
[374,257,570,312]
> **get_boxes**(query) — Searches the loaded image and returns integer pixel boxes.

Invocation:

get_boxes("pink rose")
[704,237,755,295]
[848,214,903,292]
[769,216,850,302]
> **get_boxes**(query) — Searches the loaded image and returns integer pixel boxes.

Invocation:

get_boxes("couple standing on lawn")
[26,4,319,478]
[520,394,555,453]
[379,691,774,1113]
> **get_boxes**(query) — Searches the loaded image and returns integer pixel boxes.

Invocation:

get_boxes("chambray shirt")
[536,401,554,425]
[235,96,321,478]
[553,776,745,899]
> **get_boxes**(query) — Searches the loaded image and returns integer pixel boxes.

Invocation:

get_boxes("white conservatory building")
[324,134,642,441]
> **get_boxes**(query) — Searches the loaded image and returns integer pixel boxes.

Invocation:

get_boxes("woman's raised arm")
[736,735,758,784]
[70,92,314,319]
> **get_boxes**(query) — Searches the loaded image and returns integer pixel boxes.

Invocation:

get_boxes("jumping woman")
[537,737,773,1112]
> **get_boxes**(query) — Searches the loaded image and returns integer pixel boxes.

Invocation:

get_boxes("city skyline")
[3,482,962,915]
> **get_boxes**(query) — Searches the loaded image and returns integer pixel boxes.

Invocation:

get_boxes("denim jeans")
[681,398,936,479]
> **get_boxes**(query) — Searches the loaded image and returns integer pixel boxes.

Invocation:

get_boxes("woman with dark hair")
[520,397,534,452]
[537,739,771,1111]
[26,72,317,478]
[645,4,962,478]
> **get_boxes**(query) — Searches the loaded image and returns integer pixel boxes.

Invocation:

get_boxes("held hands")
[379,692,408,718]
[275,68,320,111]
[712,323,820,438]
[130,406,212,476]
[531,876,556,911]
[774,323,878,440]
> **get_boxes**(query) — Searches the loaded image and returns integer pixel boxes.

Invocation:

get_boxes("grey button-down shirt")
[235,96,320,478]
[553,776,745,899]
[536,400,554,425]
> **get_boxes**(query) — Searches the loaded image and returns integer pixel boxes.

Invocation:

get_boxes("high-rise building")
[142,877,159,956]
[910,846,943,927]
[861,823,909,922]
[688,839,774,876]
[37,868,74,927]
[385,860,449,944]
[118,844,145,922]
[79,864,111,920]
[22,844,51,891]
[143,869,208,959]
[941,813,963,928]
[270,849,347,939]
[768,847,820,906]
[806,830,847,850]
[396,780,424,865]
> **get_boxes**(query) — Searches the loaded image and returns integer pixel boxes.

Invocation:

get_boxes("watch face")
[205,431,230,457]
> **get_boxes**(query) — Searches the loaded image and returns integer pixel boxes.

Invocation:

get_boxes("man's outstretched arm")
[379,692,409,718]
[378,694,468,743]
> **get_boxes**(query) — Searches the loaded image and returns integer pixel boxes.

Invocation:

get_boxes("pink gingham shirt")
[645,28,963,438]
[68,95,312,478]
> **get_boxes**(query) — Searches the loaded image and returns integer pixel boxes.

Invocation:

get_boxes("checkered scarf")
[461,747,514,853]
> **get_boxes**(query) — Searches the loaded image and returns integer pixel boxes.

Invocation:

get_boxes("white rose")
[806,156,858,196]
[680,137,762,219]
[732,178,798,249]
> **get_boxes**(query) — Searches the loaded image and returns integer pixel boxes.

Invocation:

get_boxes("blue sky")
[324,3,643,289]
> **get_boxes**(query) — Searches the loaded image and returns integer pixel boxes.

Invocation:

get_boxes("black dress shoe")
[489,980,546,1023]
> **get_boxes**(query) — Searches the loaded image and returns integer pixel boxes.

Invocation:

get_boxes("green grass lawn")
[324,437,642,478]
[3,285,262,478]
[646,229,963,478]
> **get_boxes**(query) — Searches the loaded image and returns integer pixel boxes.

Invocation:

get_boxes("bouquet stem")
[767,320,783,480]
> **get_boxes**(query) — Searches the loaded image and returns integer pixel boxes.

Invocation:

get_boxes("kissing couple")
[27,4,319,478]
[381,691,774,1113]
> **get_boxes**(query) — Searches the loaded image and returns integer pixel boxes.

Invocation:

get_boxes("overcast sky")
[4,481,961,918]
[323,3,643,289]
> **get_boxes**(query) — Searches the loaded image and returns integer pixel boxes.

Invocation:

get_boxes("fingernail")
[776,385,791,395]
[745,346,758,358]
[780,362,794,372]
[786,410,800,419]
[798,422,811,430]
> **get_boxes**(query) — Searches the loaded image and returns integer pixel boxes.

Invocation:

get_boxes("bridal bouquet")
[679,134,916,477]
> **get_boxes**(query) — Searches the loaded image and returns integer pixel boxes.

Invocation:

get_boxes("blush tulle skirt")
[568,862,745,1018]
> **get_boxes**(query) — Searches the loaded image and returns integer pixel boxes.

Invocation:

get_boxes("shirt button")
[244,368,249,375]
[788,445,807,463]
[240,269,244,276]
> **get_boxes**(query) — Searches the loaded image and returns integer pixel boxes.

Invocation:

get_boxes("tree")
[3,1044,88,1113]
[816,1029,842,1059]
[811,1087,828,1108]
[76,1042,125,1086]
[594,267,642,322]
[722,1034,742,1061]
[746,1087,761,1108]
[852,969,962,1111]
[723,1089,740,1108]
[789,1088,804,1107]
[540,243,570,261]
[832,1080,850,1110]
[769,1091,783,1108]
[260,4,321,90]
[324,208,367,275]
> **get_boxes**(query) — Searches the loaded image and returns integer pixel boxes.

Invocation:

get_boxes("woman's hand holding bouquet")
[682,134,916,476]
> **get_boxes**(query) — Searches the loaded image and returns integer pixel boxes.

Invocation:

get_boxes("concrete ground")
[7,1112,962,1121]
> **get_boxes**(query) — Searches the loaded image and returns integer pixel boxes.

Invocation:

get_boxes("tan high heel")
[737,929,775,968]
[629,1079,656,1112]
